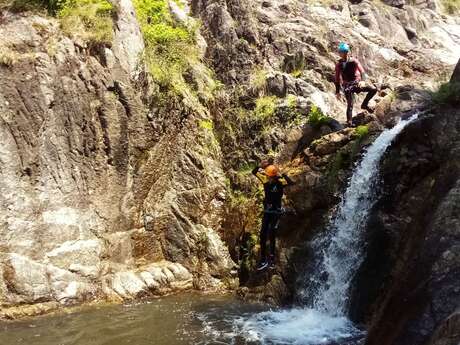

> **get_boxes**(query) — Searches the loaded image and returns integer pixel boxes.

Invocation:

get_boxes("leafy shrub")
[431,82,460,106]
[307,105,332,128]
[254,96,277,121]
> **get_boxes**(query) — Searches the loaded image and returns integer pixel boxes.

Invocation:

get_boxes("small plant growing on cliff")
[431,82,460,106]
[199,119,213,131]
[354,125,369,140]
[307,105,332,128]
[287,94,297,109]
[441,0,460,14]
[291,69,303,78]
[133,0,199,96]
[250,67,268,95]
[0,48,19,67]
[58,0,115,46]
[254,96,277,121]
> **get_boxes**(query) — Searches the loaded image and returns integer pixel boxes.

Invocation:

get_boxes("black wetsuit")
[252,167,295,263]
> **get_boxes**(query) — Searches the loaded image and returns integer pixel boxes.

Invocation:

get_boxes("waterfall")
[206,114,420,344]
[305,112,420,316]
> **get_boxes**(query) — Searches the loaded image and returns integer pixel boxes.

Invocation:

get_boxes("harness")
[263,207,285,215]
[343,80,359,93]
[339,59,360,93]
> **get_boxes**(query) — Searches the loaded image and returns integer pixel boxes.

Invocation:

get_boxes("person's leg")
[360,84,377,111]
[345,90,354,125]
[269,213,281,267]
[257,213,270,270]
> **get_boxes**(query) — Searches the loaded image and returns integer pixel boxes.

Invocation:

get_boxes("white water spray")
[202,114,419,344]
[308,113,419,315]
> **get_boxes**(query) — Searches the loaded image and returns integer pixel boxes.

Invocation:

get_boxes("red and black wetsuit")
[335,58,377,123]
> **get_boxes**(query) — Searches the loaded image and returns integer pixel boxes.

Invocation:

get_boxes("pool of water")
[0,293,364,345]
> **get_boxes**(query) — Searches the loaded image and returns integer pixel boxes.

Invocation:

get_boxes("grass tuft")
[254,96,277,121]
[441,0,460,14]
[133,0,201,96]
[354,125,369,140]
[199,119,214,131]
[307,105,332,128]
[58,0,115,46]
[249,67,268,96]
[0,48,19,67]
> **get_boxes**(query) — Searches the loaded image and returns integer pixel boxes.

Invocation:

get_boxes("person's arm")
[335,62,341,94]
[355,59,367,81]
[252,166,268,184]
[280,173,295,186]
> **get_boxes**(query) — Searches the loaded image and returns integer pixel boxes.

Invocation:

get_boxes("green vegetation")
[254,96,277,121]
[199,119,214,131]
[354,125,369,140]
[249,67,268,95]
[287,94,297,109]
[0,0,115,46]
[431,82,460,106]
[0,0,48,12]
[59,0,115,46]
[441,0,460,14]
[198,118,220,156]
[236,162,256,177]
[0,48,19,67]
[133,0,199,96]
[307,105,332,128]
[326,151,346,191]
[291,69,303,78]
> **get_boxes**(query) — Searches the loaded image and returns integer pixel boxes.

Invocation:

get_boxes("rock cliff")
[0,1,235,317]
[349,82,460,345]
[0,4,459,343]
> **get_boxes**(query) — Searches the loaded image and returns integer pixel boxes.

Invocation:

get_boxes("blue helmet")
[338,42,350,53]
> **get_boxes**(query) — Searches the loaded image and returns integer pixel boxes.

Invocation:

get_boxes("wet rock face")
[451,58,460,83]
[0,12,235,313]
[350,109,460,345]
[427,311,460,345]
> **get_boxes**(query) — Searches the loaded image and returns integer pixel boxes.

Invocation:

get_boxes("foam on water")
[236,308,362,345]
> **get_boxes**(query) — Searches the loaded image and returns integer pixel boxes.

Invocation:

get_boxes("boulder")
[310,130,354,156]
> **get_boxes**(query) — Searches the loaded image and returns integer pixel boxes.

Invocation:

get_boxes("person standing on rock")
[252,161,294,271]
[335,42,377,127]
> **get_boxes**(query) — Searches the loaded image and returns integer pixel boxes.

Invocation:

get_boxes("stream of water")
[0,115,418,345]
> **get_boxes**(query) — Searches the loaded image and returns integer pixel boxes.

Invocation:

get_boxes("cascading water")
[199,114,419,344]
[307,112,419,316]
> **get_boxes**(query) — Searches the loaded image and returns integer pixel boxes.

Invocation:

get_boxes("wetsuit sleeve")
[252,166,268,184]
[335,62,341,94]
[280,174,295,186]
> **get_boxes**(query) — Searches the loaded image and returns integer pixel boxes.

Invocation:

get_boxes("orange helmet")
[265,165,279,177]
